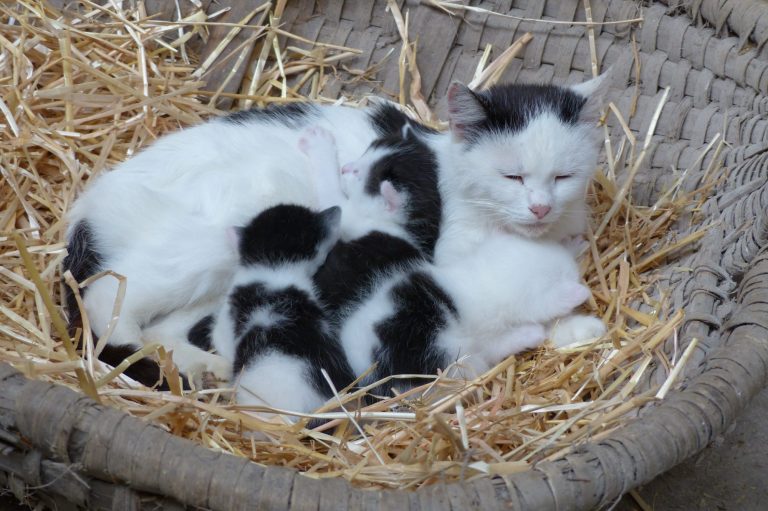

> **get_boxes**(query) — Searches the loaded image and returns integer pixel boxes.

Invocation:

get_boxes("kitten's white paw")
[548,282,591,318]
[298,125,337,161]
[549,314,606,347]
[172,348,232,382]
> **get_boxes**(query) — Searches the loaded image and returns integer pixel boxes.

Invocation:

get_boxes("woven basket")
[2,0,768,509]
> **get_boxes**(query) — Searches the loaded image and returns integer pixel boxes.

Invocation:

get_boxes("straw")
[0,0,718,491]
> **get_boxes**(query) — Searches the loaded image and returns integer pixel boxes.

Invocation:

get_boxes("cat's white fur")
[210,263,319,365]
[237,353,326,413]
[68,75,609,377]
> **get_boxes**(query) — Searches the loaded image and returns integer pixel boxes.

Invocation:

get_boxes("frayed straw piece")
[468,33,532,90]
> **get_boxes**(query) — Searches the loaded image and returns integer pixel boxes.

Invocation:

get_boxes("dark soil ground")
[619,386,768,511]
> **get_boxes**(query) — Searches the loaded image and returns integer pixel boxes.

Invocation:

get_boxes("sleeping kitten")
[210,204,355,413]
[304,122,439,312]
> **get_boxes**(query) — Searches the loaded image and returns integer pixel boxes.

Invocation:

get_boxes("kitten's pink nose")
[341,164,355,175]
[529,204,551,219]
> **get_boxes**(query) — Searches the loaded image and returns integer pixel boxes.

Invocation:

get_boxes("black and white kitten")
[306,121,440,312]
[210,204,355,412]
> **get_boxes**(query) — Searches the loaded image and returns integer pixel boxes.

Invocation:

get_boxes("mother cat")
[64,75,609,382]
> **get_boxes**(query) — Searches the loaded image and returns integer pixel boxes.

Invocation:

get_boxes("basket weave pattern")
[1,0,768,509]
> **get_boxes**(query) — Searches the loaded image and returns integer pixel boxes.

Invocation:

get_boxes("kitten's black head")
[236,205,341,267]
[362,127,442,257]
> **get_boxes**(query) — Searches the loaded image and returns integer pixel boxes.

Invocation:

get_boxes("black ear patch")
[447,82,488,139]
[452,83,588,145]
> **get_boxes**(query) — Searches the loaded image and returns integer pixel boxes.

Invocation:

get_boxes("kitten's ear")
[319,206,342,233]
[447,81,486,141]
[570,70,611,124]
[401,121,415,140]
[380,180,402,212]
[226,226,244,250]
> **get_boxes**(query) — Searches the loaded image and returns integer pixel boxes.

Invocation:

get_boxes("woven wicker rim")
[2,0,768,508]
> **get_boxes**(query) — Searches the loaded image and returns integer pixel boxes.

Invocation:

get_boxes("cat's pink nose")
[341,164,355,175]
[529,204,551,219]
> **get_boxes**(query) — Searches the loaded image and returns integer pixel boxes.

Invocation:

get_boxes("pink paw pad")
[298,126,336,157]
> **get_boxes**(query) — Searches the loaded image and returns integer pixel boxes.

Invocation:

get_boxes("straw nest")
[0,1,717,490]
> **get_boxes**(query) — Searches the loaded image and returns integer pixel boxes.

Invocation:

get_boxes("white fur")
[302,126,413,244]
[338,232,595,379]
[211,263,318,365]
[237,352,326,412]
[431,111,598,264]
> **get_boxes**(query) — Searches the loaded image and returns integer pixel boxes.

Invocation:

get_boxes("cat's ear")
[226,226,244,249]
[380,180,402,212]
[401,121,415,140]
[447,82,486,141]
[319,206,342,233]
[570,70,611,124]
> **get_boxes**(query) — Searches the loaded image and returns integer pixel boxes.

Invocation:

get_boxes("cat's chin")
[504,221,552,238]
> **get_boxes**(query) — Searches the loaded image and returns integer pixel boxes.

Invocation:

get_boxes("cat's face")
[447,75,608,238]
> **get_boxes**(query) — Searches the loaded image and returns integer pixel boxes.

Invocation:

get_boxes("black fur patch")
[314,232,423,312]
[238,205,337,266]
[371,271,457,390]
[231,283,354,396]
[363,132,442,256]
[187,314,214,351]
[62,221,103,323]
[462,84,587,145]
[223,102,317,128]
[368,103,438,138]
[98,344,187,391]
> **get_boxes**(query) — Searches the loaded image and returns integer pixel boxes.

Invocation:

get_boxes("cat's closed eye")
[555,174,573,181]
[504,175,524,183]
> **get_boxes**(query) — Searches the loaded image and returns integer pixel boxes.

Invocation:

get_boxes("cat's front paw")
[549,314,606,347]
[547,282,591,318]
[298,125,337,163]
